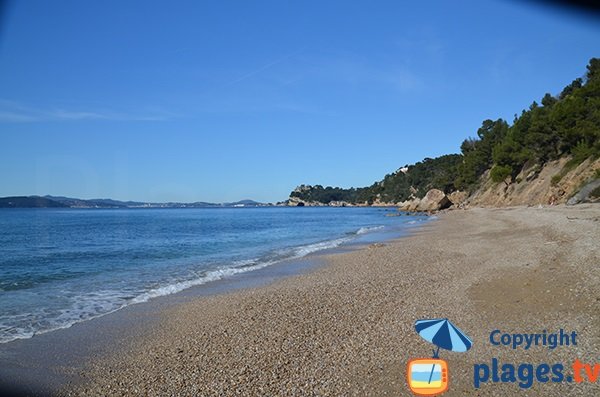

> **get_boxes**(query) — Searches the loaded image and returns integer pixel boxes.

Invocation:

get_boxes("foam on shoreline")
[0,222,407,345]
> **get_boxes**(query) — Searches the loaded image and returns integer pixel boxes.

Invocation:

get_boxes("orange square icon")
[407,358,449,396]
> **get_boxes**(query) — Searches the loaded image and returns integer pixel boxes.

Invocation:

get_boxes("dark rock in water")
[567,179,600,205]
[296,202,305,207]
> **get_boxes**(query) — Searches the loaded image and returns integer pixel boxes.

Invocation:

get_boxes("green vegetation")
[551,174,562,186]
[455,119,509,189]
[292,155,463,204]
[359,154,463,203]
[490,165,512,184]
[291,58,600,204]
[290,186,367,204]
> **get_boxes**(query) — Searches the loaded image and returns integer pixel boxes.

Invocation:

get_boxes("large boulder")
[448,190,468,207]
[566,178,600,205]
[407,198,421,211]
[417,189,451,211]
[398,198,421,211]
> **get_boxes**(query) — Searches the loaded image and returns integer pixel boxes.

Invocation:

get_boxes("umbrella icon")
[415,318,472,384]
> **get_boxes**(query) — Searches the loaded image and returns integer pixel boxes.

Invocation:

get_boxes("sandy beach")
[54,205,600,396]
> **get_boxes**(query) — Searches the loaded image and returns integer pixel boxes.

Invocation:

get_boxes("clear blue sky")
[0,1,598,203]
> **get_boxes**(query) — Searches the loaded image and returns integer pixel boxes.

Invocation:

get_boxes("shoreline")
[0,216,427,396]
[66,205,599,396]
[0,254,326,396]
[0,206,420,346]
[1,205,599,396]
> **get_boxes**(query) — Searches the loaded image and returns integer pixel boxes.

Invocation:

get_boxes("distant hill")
[44,196,132,208]
[225,200,264,206]
[0,196,68,208]
[0,196,269,208]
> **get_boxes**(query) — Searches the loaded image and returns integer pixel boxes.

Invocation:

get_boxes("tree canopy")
[290,58,600,204]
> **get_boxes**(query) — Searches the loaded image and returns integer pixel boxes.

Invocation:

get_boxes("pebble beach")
[65,205,599,396]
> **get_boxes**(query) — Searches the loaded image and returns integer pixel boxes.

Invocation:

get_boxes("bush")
[490,165,513,184]
[551,174,562,186]
[590,186,600,199]
[568,141,594,167]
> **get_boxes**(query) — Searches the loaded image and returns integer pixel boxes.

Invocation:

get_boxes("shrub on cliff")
[289,58,600,204]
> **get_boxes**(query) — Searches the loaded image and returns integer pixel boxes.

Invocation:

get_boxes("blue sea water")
[0,207,427,343]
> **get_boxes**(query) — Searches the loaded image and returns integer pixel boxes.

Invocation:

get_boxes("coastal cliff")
[287,156,600,210]
[465,156,600,207]
[286,58,600,209]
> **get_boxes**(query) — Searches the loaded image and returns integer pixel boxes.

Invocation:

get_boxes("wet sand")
[24,206,600,395]
[0,253,325,397]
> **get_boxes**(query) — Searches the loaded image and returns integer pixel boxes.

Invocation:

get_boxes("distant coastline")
[0,195,271,209]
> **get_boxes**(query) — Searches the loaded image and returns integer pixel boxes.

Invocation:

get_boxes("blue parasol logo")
[415,318,473,357]
[407,318,473,395]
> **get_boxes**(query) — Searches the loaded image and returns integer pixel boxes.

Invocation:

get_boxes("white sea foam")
[0,290,131,343]
[123,229,378,306]
[131,260,275,304]
[0,223,396,344]
[356,225,384,234]
[291,237,350,257]
[0,236,356,344]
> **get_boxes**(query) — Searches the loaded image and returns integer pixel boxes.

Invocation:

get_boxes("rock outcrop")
[287,196,325,207]
[467,157,600,207]
[397,198,418,211]
[417,189,452,211]
[287,156,600,209]
[566,178,600,205]
[447,191,468,207]
[286,196,355,207]
[397,189,451,212]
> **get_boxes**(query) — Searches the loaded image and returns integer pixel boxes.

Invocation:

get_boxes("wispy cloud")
[310,54,424,92]
[219,50,424,101]
[222,49,305,87]
[0,99,175,123]
[187,97,336,116]
[0,111,37,122]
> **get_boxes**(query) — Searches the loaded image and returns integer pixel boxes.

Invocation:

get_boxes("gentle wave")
[0,224,388,344]
[356,225,384,235]
[130,260,276,304]
[0,290,133,343]
[291,237,350,256]
[133,223,388,303]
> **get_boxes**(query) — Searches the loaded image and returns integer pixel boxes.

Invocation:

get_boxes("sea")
[0,207,428,344]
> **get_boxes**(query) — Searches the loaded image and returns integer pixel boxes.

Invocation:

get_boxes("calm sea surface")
[0,207,427,343]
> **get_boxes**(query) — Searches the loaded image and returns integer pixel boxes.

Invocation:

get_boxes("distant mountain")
[0,195,269,208]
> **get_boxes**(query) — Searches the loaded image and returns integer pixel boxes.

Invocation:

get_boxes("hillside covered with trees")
[290,58,600,205]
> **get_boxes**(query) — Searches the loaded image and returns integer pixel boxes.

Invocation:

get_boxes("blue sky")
[0,1,598,203]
